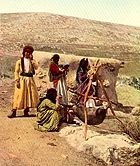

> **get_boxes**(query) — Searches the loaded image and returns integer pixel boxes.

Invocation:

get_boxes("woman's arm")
[78,71,87,83]
[44,99,60,110]
[50,63,63,76]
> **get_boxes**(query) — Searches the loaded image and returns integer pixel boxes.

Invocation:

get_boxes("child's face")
[24,49,32,59]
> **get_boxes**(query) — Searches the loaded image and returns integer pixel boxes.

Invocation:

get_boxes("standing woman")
[71,58,90,104]
[76,58,89,91]
[48,54,69,105]
[73,58,96,107]
[48,54,64,88]
[8,46,39,118]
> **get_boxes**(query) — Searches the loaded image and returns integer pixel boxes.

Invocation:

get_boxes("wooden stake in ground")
[83,59,100,140]
[83,74,93,140]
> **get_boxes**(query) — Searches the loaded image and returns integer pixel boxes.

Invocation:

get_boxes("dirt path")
[0,110,101,166]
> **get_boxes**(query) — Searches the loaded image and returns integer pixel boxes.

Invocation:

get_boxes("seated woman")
[34,88,64,132]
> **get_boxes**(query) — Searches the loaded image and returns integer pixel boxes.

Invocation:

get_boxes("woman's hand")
[30,54,33,60]
[56,95,62,104]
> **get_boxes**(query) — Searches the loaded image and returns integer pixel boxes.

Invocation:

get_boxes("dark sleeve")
[78,71,88,83]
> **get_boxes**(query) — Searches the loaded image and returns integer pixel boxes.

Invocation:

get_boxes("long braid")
[21,57,24,73]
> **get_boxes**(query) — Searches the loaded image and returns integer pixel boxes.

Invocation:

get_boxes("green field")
[119,61,140,77]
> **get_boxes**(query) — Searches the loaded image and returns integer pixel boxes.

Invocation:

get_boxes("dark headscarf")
[76,58,89,83]
[37,88,57,111]
[22,45,34,56]
[51,54,60,64]
[46,88,57,103]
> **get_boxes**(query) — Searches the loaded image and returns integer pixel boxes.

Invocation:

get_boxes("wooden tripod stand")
[83,61,135,141]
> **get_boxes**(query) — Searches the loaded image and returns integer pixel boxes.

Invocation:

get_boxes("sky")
[0,0,140,27]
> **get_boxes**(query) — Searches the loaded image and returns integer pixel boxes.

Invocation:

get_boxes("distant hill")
[1,12,140,60]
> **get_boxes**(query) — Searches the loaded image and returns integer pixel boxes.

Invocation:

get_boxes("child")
[8,46,39,118]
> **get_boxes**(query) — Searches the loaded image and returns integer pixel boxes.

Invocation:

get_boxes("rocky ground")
[0,79,101,166]
[0,112,104,166]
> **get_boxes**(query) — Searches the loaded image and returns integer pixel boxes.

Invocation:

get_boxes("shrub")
[119,116,140,142]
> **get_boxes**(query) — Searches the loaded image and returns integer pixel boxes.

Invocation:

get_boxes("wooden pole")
[83,59,100,140]
[69,88,118,106]
[83,74,93,140]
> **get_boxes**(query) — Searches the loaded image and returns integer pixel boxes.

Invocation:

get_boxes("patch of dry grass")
[116,84,140,142]
[119,61,140,77]
[119,116,140,142]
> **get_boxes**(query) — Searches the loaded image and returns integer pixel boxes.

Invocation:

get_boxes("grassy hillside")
[119,61,140,77]
[116,84,140,106]
[1,12,140,62]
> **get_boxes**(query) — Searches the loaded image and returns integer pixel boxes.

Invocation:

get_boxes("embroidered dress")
[49,61,68,105]
[57,74,68,105]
